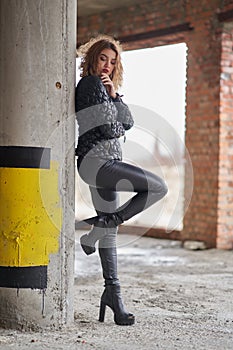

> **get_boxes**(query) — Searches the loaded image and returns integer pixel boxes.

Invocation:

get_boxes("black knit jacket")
[75,75,134,160]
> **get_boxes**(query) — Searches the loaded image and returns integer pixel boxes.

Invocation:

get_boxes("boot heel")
[99,301,106,322]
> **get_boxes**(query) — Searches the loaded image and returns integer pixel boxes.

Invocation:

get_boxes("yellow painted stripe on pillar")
[0,161,62,266]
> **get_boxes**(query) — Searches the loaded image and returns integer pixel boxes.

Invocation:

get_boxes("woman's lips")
[102,69,109,73]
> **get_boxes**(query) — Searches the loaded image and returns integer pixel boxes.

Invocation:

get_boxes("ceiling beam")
[77,22,194,47]
[218,9,233,22]
[118,22,194,43]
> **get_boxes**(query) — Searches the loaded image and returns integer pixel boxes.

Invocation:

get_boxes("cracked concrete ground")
[0,231,233,349]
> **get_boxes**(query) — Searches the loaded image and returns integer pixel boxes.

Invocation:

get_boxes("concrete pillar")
[0,0,76,329]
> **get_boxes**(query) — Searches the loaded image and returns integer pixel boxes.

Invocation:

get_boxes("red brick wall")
[183,1,223,248]
[217,23,233,249]
[77,0,233,249]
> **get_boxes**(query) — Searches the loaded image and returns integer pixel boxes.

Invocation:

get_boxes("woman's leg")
[94,160,168,224]
[79,159,168,227]
[78,158,168,248]
[79,187,119,254]
[89,186,135,325]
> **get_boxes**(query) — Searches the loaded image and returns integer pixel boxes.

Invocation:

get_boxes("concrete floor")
[0,231,233,349]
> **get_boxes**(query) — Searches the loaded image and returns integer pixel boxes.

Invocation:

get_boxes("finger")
[101,79,113,86]
[103,82,112,87]
[101,74,112,81]
[101,75,110,81]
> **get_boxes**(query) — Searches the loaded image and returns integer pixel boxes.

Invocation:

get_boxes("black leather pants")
[78,157,167,236]
[78,157,168,222]
[78,156,168,285]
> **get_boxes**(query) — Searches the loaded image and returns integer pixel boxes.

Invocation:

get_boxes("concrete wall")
[0,0,76,329]
[77,0,233,249]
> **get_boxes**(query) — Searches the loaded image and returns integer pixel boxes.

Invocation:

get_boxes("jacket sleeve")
[76,76,125,139]
[112,94,134,131]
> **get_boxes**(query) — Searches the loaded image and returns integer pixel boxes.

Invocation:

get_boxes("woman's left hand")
[101,73,117,99]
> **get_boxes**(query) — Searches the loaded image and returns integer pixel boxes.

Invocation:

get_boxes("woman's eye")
[100,56,106,61]
[111,61,116,65]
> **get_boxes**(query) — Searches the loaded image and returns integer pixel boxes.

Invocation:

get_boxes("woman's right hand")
[100,73,117,99]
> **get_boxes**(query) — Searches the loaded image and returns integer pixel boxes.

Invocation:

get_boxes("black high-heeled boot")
[99,284,135,325]
[80,214,123,255]
[80,227,108,255]
[98,245,135,326]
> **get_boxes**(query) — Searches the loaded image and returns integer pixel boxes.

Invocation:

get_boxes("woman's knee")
[149,175,168,199]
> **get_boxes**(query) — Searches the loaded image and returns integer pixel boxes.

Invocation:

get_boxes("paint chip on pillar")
[0,146,62,289]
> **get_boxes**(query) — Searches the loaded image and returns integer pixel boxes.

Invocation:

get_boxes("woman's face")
[96,48,117,77]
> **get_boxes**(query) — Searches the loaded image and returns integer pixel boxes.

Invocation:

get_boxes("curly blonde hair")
[77,34,123,90]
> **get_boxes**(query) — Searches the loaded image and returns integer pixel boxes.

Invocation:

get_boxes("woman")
[75,35,168,326]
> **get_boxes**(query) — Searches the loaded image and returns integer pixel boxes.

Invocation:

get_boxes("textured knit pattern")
[75,75,134,160]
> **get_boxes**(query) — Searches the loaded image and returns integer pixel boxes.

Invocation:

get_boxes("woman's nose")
[104,60,110,67]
